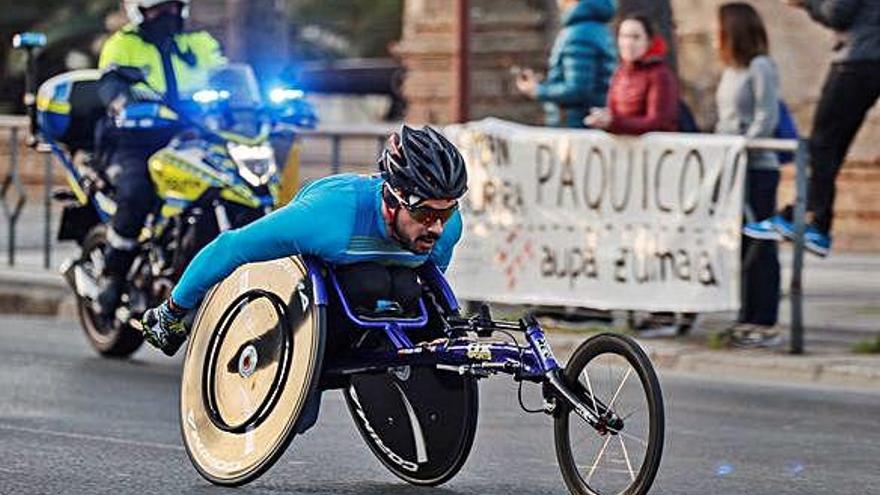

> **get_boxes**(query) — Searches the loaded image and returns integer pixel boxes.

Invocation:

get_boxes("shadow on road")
[187,481,467,495]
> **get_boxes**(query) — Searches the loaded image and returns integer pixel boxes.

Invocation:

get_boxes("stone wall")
[395,0,552,124]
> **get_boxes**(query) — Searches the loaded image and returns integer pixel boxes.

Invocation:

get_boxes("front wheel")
[554,333,664,495]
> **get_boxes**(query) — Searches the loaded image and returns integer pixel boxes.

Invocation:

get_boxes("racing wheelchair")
[179,256,665,495]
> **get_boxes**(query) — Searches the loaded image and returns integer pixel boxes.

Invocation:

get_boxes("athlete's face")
[395,198,457,254]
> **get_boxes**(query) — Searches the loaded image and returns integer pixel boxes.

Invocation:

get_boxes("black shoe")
[677,313,698,336]
[724,323,781,348]
[96,275,125,317]
[635,319,679,338]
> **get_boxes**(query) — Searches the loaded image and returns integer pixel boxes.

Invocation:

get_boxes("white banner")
[445,119,747,312]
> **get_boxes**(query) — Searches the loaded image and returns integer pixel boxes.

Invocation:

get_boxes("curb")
[0,269,877,391]
[0,268,70,316]
[546,332,880,391]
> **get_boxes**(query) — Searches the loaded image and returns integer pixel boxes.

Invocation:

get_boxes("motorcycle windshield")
[207,64,262,109]
[187,64,269,139]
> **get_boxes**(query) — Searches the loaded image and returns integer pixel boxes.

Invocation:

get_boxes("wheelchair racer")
[142,125,468,356]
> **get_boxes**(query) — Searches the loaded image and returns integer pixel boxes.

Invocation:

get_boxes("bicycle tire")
[554,333,664,495]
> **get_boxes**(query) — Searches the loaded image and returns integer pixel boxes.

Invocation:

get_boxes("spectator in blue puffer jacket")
[516,0,617,128]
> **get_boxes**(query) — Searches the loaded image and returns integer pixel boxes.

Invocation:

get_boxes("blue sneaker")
[743,219,783,241]
[768,214,795,240]
[804,225,831,257]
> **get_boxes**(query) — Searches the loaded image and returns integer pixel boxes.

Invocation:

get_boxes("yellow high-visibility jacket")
[99,24,227,96]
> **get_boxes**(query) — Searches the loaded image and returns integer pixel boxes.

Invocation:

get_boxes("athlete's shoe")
[142,299,190,356]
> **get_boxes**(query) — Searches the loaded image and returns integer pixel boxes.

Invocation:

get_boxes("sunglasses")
[387,186,458,226]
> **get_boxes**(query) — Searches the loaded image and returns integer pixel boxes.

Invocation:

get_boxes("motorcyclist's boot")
[96,274,126,318]
[95,246,136,318]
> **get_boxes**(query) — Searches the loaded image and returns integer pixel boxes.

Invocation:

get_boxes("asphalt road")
[1,315,879,495]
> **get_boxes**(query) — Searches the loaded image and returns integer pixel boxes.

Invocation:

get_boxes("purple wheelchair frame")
[301,256,561,383]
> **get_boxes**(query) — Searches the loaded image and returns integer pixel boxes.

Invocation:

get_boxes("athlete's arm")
[171,187,353,309]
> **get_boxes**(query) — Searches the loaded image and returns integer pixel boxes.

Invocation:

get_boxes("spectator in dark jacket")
[753,0,880,257]
[584,13,679,134]
[516,0,617,128]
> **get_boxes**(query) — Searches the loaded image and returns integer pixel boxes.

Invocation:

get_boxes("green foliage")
[706,331,729,350]
[852,335,880,354]
[287,0,403,60]
[1,0,116,70]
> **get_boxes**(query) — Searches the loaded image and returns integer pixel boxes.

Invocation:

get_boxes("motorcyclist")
[142,125,468,356]
[96,0,226,316]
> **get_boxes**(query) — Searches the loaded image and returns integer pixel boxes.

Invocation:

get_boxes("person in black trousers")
[715,3,782,346]
[764,0,880,257]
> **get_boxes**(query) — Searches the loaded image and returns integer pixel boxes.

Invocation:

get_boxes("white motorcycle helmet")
[124,0,190,25]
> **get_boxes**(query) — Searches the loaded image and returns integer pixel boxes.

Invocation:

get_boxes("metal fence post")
[330,135,341,175]
[8,128,18,266]
[2,127,26,267]
[43,151,53,269]
[377,136,386,161]
[789,139,808,354]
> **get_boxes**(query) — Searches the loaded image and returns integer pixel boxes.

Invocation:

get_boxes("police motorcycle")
[28,57,316,358]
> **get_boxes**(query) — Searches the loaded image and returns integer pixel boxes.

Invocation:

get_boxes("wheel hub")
[238,344,258,378]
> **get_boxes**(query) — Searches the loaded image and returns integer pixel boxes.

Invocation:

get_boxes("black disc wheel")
[554,333,664,495]
[76,225,143,357]
[345,366,479,486]
[180,256,325,486]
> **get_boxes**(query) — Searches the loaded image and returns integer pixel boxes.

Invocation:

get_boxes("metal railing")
[0,117,808,353]
[745,137,808,354]
[0,115,54,269]
[297,123,395,174]
[0,118,392,270]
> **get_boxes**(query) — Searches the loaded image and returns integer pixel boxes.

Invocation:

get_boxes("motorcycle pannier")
[37,69,104,151]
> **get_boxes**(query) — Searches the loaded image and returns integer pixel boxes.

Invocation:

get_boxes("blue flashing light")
[13,32,47,49]
[270,88,304,104]
[192,89,230,104]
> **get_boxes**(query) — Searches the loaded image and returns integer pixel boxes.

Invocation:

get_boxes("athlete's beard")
[391,212,439,254]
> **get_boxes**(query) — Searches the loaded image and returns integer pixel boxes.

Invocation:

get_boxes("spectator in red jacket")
[584,13,678,134]
[588,14,693,337]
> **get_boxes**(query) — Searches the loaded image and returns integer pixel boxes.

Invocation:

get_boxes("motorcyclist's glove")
[142,298,190,357]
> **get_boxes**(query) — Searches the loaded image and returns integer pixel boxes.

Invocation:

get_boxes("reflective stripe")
[107,227,139,251]
[36,96,71,115]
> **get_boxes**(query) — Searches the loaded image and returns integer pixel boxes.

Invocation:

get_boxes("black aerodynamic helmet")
[379,125,468,202]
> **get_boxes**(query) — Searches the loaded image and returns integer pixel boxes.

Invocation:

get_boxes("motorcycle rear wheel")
[77,225,144,358]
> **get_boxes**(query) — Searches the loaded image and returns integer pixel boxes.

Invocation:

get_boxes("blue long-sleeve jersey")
[171,174,463,309]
